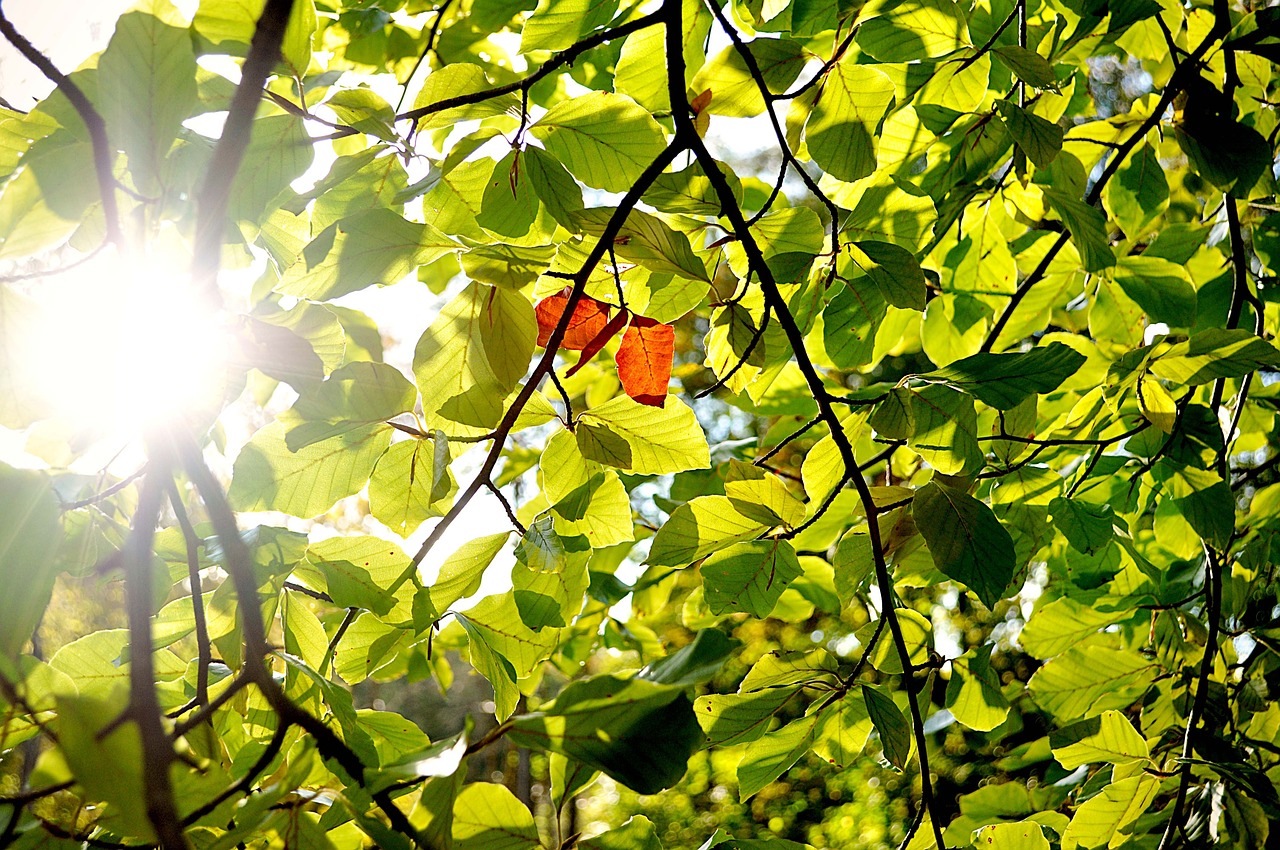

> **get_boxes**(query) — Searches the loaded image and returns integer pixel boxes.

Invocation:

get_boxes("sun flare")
[21,248,234,441]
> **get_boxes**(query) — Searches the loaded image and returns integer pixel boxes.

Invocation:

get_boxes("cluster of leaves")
[3,0,1280,848]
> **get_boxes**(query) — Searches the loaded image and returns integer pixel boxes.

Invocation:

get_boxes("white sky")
[0,0,133,106]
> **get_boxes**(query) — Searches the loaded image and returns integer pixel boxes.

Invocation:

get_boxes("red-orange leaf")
[566,308,629,377]
[534,289,611,350]
[615,316,674,407]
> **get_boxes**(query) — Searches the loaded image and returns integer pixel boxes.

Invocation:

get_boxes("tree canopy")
[2,0,1280,848]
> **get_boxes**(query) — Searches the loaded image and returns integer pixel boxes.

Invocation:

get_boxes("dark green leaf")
[913,481,1015,608]
[926,342,1087,409]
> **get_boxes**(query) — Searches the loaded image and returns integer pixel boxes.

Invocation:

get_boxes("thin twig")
[0,9,121,245]
[485,479,527,535]
[182,720,291,826]
[396,12,661,125]
[320,608,358,678]
[696,307,772,398]
[167,481,211,708]
[394,0,456,113]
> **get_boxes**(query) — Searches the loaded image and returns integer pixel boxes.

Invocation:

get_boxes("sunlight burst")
[24,249,233,440]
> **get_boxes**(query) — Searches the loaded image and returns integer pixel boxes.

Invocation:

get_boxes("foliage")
[1,0,1280,848]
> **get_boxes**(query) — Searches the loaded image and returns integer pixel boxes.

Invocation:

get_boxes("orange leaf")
[615,316,674,407]
[534,289,611,350]
[566,308,629,377]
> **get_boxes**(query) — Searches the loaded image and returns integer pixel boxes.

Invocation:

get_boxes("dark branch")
[192,0,296,301]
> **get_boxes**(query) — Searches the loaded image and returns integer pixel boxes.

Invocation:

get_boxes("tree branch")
[388,142,687,595]
[122,465,188,849]
[663,2,945,845]
[192,0,296,301]
[395,12,661,126]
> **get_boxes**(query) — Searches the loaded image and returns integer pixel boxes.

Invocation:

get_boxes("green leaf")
[229,422,391,518]
[644,161,742,215]
[230,113,314,223]
[459,593,562,719]
[701,539,804,617]
[282,589,329,670]
[413,64,520,132]
[575,206,710,281]
[1111,256,1197,327]
[0,138,101,259]
[855,609,932,674]
[639,628,740,686]
[523,145,584,229]
[1103,144,1168,236]
[413,533,509,628]
[723,465,806,529]
[812,690,874,769]
[862,684,912,770]
[1028,646,1155,719]
[913,481,1015,608]
[804,57,895,182]
[1176,118,1271,194]
[414,282,536,436]
[857,0,970,62]
[368,438,456,537]
[0,465,61,660]
[998,102,1063,167]
[690,38,808,118]
[508,674,702,794]
[1060,775,1159,850]
[1019,597,1127,659]
[1150,328,1280,386]
[281,360,417,449]
[647,496,772,567]
[576,422,634,469]
[852,240,927,311]
[530,91,668,192]
[1043,188,1115,273]
[1051,710,1150,769]
[740,648,840,692]
[907,385,983,476]
[1049,497,1115,555]
[833,528,875,604]
[695,687,798,747]
[326,88,397,141]
[925,342,1087,410]
[303,536,411,617]
[736,713,821,798]
[520,0,620,52]
[823,277,887,369]
[973,822,1051,850]
[56,692,155,842]
[0,286,52,427]
[279,208,460,300]
[579,816,664,850]
[946,644,1010,732]
[451,783,541,850]
[512,517,591,628]
[579,395,710,475]
[993,45,1058,88]
[97,2,197,192]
